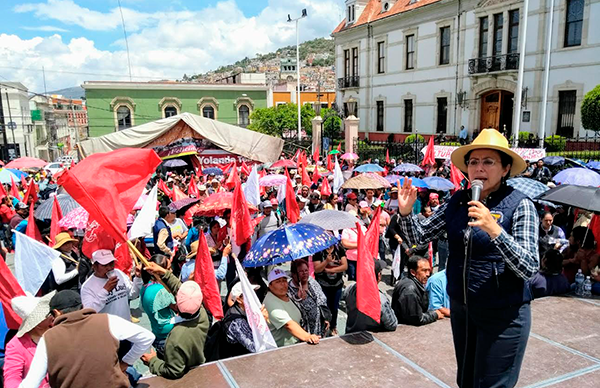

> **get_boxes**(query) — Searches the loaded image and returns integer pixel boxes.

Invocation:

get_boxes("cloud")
[22,26,70,32]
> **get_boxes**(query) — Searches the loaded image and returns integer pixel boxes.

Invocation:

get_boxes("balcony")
[468,53,519,75]
[338,76,360,89]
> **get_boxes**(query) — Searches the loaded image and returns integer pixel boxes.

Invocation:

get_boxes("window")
[344,49,350,78]
[238,105,250,127]
[376,101,384,132]
[436,97,448,133]
[404,99,413,132]
[164,106,177,118]
[493,13,503,56]
[202,106,215,119]
[377,41,385,74]
[479,17,489,57]
[557,90,576,137]
[508,10,520,53]
[352,47,359,77]
[406,34,415,69]
[116,106,131,130]
[565,0,584,47]
[439,27,451,65]
[348,5,355,22]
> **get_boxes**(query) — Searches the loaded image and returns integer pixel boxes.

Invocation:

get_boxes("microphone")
[471,180,483,203]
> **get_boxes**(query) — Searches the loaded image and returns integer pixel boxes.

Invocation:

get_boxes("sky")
[0,0,343,93]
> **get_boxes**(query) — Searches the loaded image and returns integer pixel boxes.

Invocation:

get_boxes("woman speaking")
[397,129,539,388]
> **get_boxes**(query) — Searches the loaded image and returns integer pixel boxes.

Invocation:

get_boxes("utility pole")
[288,9,307,142]
[5,91,16,156]
[0,88,6,161]
[512,0,530,147]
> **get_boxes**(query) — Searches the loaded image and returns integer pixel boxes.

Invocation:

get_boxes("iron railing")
[468,53,519,75]
[337,76,360,89]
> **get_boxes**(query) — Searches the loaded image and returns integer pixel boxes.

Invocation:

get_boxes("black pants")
[450,300,531,388]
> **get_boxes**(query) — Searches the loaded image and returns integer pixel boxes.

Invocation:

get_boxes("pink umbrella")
[270,159,297,169]
[340,152,359,160]
[364,173,391,188]
[259,174,287,187]
[5,157,48,169]
[58,207,88,230]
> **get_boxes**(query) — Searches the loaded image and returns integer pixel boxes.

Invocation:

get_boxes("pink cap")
[429,193,439,199]
[176,281,203,314]
[270,198,278,205]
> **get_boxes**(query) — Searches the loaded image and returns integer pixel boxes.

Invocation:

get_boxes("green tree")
[582,84,600,132]
[321,107,342,139]
[248,103,315,137]
[248,107,279,136]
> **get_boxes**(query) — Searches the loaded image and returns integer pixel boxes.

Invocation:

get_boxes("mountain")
[48,86,85,100]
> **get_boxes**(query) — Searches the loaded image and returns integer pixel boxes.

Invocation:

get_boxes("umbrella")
[398,177,429,188]
[329,150,340,155]
[340,152,359,160]
[354,164,384,173]
[243,223,339,267]
[270,159,297,169]
[299,210,363,230]
[542,156,565,166]
[341,174,386,190]
[259,174,287,187]
[304,165,329,174]
[385,175,403,184]
[35,194,81,220]
[553,168,600,187]
[168,197,199,212]
[58,207,89,230]
[423,176,455,191]
[586,161,600,170]
[7,169,27,179]
[195,192,257,217]
[363,173,391,188]
[537,185,600,212]
[393,163,423,173]
[0,169,19,184]
[202,167,223,176]
[4,157,47,169]
[163,159,187,168]
[507,178,549,200]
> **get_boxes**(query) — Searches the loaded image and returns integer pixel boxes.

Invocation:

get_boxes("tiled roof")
[332,0,444,35]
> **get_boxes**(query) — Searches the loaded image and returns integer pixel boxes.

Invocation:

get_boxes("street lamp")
[287,9,307,142]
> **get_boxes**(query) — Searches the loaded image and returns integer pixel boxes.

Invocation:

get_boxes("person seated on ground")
[392,256,444,326]
[539,212,569,258]
[530,249,570,298]
[344,260,398,334]
[141,262,210,380]
[263,268,320,347]
[425,269,451,317]
[80,250,142,321]
[307,192,324,213]
[226,267,269,308]
[312,243,347,336]
[19,290,154,388]
[140,254,176,358]
[563,226,599,281]
[287,259,330,338]
[4,292,55,388]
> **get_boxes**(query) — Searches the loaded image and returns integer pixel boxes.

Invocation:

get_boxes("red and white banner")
[421,145,546,161]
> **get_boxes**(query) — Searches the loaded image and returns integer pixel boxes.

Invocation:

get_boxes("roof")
[82,81,269,91]
[332,0,444,35]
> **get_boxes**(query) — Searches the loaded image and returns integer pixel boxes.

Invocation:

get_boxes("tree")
[248,103,315,137]
[582,84,600,132]
[321,108,342,139]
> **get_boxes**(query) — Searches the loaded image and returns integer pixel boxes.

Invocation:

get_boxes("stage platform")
[140,296,600,388]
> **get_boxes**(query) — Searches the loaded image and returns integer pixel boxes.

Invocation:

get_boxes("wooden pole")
[126,239,173,294]
[59,253,79,265]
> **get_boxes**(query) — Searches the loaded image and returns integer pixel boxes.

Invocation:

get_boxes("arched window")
[164,106,178,118]
[117,106,132,130]
[202,105,215,119]
[238,105,250,127]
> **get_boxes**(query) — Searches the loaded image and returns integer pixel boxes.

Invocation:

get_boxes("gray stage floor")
[140,296,600,388]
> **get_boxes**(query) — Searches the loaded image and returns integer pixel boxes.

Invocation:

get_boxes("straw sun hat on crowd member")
[12,291,56,338]
[450,128,526,177]
[52,232,78,250]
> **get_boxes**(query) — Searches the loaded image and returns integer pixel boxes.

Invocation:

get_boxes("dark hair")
[142,254,170,284]
[542,249,563,274]
[209,220,220,230]
[571,226,590,246]
[159,206,170,218]
[290,259,308,277]
[541,212,553,220]
[464,150,513,177]
[407,255,428,272]
[421,206,432,215]
[327,194,337,204]
[581,229,596,249]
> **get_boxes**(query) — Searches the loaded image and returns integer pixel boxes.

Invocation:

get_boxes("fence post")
[344,115,360,154]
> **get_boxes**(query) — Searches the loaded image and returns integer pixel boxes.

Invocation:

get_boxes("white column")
[344,115,360,153]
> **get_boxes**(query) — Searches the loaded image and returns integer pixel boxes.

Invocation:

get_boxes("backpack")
[203,310,245,362]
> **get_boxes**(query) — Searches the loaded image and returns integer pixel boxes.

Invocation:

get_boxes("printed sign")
[421,145,546,162]
[153,137,258,168]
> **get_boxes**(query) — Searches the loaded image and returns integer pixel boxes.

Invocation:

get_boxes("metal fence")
[353,138,428,165]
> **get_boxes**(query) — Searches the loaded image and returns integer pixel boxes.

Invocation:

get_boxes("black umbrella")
[163,159,187,168]
[35,194,81,220]
[536,184,600,212]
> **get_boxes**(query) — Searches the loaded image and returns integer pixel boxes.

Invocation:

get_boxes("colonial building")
[0,82,34,159]
[83,81,272,137]
[332,0,599,141]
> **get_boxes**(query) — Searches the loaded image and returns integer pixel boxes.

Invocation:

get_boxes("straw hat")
[52,232,78,250]
[12,291,56,338]
[450,128,526,177]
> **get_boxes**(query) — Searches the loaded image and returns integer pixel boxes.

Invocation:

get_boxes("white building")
[0,82,35,159]
[332,0,600,142]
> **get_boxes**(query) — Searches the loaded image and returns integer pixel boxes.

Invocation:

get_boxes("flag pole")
[126,239,173,294]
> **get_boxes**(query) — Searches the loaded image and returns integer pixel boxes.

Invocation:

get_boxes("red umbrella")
[270,159,297,169]
[5,157,47,169]
[194,192,258,217]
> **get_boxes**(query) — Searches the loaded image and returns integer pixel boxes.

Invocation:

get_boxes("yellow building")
[272,90,336,110]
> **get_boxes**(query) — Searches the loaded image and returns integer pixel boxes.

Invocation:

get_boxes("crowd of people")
[0,128,599,387]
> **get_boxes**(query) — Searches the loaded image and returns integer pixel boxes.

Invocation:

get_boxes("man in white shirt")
[80,249,142,321]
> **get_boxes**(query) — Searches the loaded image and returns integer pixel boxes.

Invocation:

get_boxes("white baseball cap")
[230,282,260,301]
[267,268,289,284]
[92,249,116,265]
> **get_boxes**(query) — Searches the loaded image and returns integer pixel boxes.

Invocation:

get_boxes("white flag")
[128,185,158,240]
[276,182,286,204]
[243,165,261,206]
[233,257,277,352]
[392,246,402,279]
[14,231,61,295]
[333,156,344,193]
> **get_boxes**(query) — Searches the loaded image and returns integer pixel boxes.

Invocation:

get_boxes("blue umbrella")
[202,167,223,176]
[243,223,339,267]
[399,177,428,188]
[6,169,27,179]
[384,175,402,185]
[354,163,384,173]
[423,176,455,191]
[586,161,600,170]
[554,168,600,187]
[393,163,423,173]
[542,156,565,166]
[0,169,19,184]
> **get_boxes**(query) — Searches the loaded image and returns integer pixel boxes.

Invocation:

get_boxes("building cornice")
[82,81,269,92]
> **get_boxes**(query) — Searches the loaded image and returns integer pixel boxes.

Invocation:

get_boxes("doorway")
[480,90,514,137]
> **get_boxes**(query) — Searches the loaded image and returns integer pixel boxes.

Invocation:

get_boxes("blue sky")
[0,0,342,91]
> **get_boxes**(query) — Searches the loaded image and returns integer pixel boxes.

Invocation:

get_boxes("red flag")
[450,163,467,190]
[300,151,308,169]
[23,179,38,204]
[187,180,200,198]
[312,146,319,164]
[49,196,64,246]
[171,186,188,201]
[25,202,42,242]
[292,149,301,161]
[301,164,311,187]
[20,175,27,189]
[82,220,132,274]
[356,222,381,323]
[312,166,322,184]
[158,179,173,199]
[421,136,436,167]
[284,169,300,223]
[189,156,202,174]
[70,160,75,169]
[225,164,240,190]
[241,161,251,176]
[386,149,390,164]
[336,142,342,152]
[321,177,332,197]
[58,148,161,244]
[10,176,20,199]
[0,183,7,200]
[231,179,253,246]
[589,215,600,254]
[0,258,25,330]
[194,232,224,319]
[326,153,333,171]
[366,206,382,260]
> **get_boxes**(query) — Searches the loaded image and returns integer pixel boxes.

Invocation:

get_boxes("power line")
[0,66,165,80]
[117,0,133,82]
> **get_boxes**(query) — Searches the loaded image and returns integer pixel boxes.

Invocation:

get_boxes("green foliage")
[404,134,425,143]
[581,85,600,131]
[248,103,315,137]
[321,108,342,139]
[544,135,566,152]
[440,141,461,146]
[519,131,535,141]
